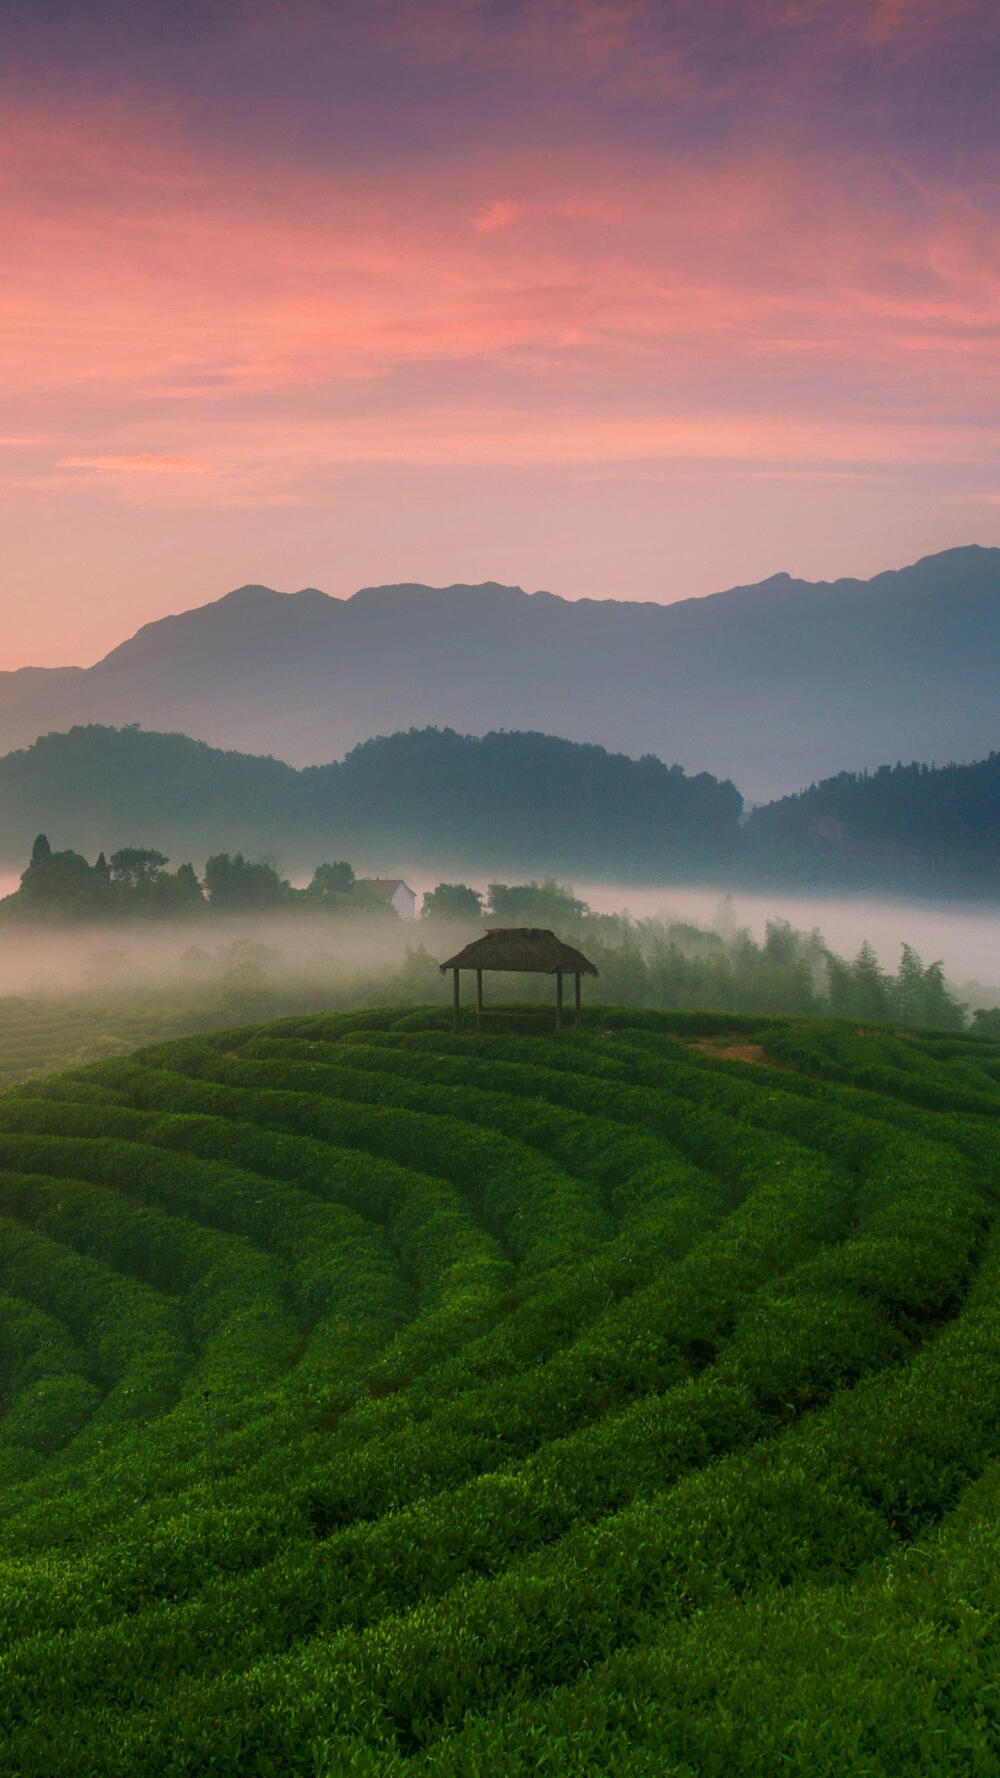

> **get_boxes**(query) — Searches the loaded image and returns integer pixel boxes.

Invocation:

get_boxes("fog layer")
[572,883,1000,995]
[1,886,994,1020]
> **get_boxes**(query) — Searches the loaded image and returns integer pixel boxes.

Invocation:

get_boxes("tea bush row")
[0,1007,997,1774]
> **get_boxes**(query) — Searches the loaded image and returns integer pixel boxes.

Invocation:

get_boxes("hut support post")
[575,972,581,1028]
[475,968,483,1033]
[555,970,564,1032]
[452,967,461,1032]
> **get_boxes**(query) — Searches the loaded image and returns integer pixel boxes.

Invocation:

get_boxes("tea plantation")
[0,1006,999,1775]
[0,997,208,1088]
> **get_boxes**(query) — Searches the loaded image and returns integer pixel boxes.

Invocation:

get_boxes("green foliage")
[421,882,483,921]
[745,750,1000,894]
[826,939,966,1029]
[108,847,169,889]
[3,724,1000,897]
[306,861,356,905]
[14,842,111,920]
[0,723,743,883]
[487,878,589,924]
[0,1009,997,1772]
[1,835,400,925]
[203,851,291,911]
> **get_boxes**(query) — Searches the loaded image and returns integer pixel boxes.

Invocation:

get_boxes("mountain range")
[4,546,998,800]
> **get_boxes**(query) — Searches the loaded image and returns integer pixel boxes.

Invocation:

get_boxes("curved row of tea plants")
[0,997,206,1089]
[0,1006,998,1775]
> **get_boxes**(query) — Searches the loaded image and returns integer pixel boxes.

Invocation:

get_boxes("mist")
[572,883,1000,1001]
[0,910,425,1007]
[0,876,995,1099]
[395,875,998,1002]
[2,882,997,1010]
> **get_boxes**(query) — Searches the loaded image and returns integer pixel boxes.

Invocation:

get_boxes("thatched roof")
[439,928,599,975]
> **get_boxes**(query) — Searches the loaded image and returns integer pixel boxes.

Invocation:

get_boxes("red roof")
[357,877,413,902]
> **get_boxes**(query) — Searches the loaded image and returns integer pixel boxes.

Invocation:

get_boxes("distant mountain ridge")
[3,546,998,798]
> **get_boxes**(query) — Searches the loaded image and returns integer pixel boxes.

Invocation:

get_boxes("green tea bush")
[0,1006,997,1775]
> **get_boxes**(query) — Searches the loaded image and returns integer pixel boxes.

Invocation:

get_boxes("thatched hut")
[439,927,599,1031]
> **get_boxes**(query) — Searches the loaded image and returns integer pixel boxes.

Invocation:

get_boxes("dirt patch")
[690,1039,778,1068]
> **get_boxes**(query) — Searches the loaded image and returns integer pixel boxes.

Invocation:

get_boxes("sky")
[2,0,999,667]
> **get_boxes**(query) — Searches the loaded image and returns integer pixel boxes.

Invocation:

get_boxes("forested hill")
[3,724,998,894]
[0,724,742,878]
[745,753,1000,893]
[1,546,998,798]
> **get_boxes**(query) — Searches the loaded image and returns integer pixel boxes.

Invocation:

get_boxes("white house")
[356,877,417,919]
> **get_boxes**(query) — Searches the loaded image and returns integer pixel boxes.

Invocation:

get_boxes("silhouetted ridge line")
[0,547,995,796]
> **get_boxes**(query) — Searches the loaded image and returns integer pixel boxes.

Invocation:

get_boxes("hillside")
[1,546,998,797]
[745,751,1000,894]
[3,722,1000,898]
[0,1010,998,1774]
[0,723,742,878]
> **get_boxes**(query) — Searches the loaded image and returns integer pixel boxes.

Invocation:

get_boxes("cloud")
[862,0,987,44]
[470,194,624,233]
[0,8,998,654]
[471,199,525,233]
[3,95,998,506]
[56,454,211,473]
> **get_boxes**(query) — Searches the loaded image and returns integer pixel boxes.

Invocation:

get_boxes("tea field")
[0,997,209,1089]
[0,1006,999,1775]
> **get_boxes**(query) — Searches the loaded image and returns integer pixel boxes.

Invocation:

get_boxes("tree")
[143,861,205,914]
[848,941,892,1023]
[487,879,589,925]
[763,920,798,968]
[915,958,965,1031]
[203,853,291,911]
[825,951,854,1018]
[421,883,483,921]
[306,862,355,904]
[173,862,204,901]
[109,848,169,891]
[894,943,927,1026]
[15,844,110,920]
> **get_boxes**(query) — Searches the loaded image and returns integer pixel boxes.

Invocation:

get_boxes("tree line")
[1,842,990,1032]
[0,841,597,930]
[0,836,393,922]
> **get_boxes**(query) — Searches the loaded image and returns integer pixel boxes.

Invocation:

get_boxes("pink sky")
[2,0,999,667]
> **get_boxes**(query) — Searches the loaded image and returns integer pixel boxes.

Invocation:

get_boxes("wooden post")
[452,967,461,1032]
[475,968,483,1033]
[575,971,582,1028]
[555,970,563,1032]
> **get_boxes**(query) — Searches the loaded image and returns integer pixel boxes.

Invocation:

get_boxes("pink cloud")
[471,199,526,233]
[1,87,998,552]
[56,453,212,474]
[862,0,986,43]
